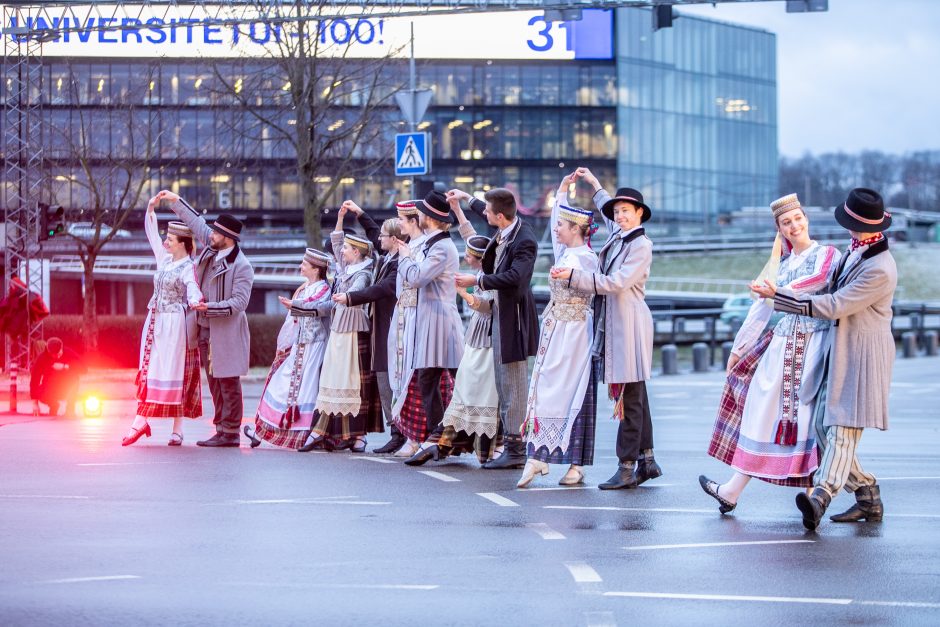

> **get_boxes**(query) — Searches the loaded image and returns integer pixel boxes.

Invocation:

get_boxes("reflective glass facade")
[3,7,775,224]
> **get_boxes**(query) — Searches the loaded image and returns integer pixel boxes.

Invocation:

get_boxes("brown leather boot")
[830,485,884,522]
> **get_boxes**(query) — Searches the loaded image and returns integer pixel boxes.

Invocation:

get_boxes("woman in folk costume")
[244,248,332,450]
[393,190,463,458]
[560,167,659,490]
[123,195,203,447]
[516,173,599,488]
[333,201,405,454]
[404,199,500,466]
[304,207,382,452]
[700,193,841,514]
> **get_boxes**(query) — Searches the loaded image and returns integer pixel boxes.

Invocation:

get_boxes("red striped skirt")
[396,371,455,443]
[136,348,202,419]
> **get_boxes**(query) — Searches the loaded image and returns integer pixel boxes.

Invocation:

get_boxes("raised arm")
[144,198,170,265]
[355,209,383,251]
[551,173,578,261]
[576,167,616,235]
[450,195,478,242]
[330,230,347,274]
[158,190,213,248]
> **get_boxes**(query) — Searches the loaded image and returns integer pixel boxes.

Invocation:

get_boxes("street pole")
[409,22,416,196]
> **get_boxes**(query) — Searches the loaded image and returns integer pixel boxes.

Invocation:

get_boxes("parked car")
[720,293,783,328]
[66,222,132,240]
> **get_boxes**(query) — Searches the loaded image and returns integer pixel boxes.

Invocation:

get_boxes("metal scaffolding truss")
[2,3,46,373]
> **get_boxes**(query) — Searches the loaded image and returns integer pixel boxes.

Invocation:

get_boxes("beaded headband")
[167,221,192,238]
[395,200,421,216]
[466,235,490,259]
[345,234,373,254]
[770,193,802,219]
[303,248,331,268]
[558,204,593,227]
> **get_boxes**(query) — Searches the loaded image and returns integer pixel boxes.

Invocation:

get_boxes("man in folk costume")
[394,190,465,445]
[567,167,660,490]
[754,188,896,530]
[453,188,540,470]
[159,190,254,448]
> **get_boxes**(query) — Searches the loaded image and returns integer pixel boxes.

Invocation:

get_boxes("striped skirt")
[526,368,597,466]
[396,371,455,443]
[312,332,383,441]
[137,348,202,419]
[253,350,311,450]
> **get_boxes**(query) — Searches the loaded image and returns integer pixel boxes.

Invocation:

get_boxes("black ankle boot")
[373,427,406,454]
[796,487,831,531]
[599,462,638,490]
[634,457,662,486]
[830,485,883,522]
[481,436,526,470]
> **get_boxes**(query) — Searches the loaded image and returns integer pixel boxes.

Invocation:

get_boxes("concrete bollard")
[901,332,917,358]
[661,344,678,375]
[721,341,734,369]
[924,330,939,357]
[692,342,709,372]
[674,317,686,334]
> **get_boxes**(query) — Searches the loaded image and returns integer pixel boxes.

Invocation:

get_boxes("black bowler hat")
[834,188,891,233]
[600,188,652,223]
[417,190,455,225]
[209,213,243,241]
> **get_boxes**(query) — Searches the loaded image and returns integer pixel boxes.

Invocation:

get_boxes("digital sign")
[2,4,613,60]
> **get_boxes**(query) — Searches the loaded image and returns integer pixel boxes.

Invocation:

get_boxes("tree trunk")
[301,165,322,248]
[82,251,99,354]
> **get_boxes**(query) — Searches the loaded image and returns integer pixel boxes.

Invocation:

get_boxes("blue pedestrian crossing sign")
[395,132,431,176]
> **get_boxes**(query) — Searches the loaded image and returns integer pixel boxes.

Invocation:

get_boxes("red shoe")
[121,423,152,447]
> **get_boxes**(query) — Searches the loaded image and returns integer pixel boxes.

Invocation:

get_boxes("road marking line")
[41,575,141,585]
[526,523,565,540]
[78,462,178,466]
[233,498,390,505]
[564,562,602,583]
[477,492,519,507]
[417,470,460,482]
[0,494,89,500]
[603,591,851,605]
[624,540,814,551]
[584,611,617,627]
[545,505,713,514]
[351,457,398,464]
[859,601,940,609]
[878,476,940,481]
[523,486,592,492]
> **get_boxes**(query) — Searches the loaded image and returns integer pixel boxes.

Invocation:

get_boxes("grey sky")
[678,0,940,157]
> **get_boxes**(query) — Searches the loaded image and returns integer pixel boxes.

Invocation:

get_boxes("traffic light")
[39,202,65,241]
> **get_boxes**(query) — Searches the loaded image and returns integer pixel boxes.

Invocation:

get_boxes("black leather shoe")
[830,485,883,522]
[196,432,224,447]
[598,465,639,490]
[373,433,406,455]
[404,444,441,467]
[298,434,325,453]
[634,458,663,486]
[243,425,262,449]
[795,487,831,531]
[698,475,736,514]
[481,446,526,470]
[199,432,240,448]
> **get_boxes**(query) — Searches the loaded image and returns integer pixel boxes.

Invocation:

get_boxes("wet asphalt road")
[1,357,938,626]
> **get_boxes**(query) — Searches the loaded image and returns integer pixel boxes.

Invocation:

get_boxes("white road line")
[878,476,940,481]
[525,523,565,540]
[523,486,592,492]
[564,562,603,583]
[41,575,141,585]
[860,600,940,609]
[417,470,460,482]
[0,494,89,500]
[584,611,617,627]
[624,540,814,551]
[78,462,178,466]
[351,457,398,464]
[545,505,713,514]
[477,492,519,507]
[603,591,851,605]
[234,498,390,505]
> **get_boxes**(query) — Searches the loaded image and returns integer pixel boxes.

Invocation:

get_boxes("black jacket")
[469,197,540,364]
[30,347,85,399]
[345,212,398,372]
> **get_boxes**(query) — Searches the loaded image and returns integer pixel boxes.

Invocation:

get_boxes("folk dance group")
[121,173,896,531]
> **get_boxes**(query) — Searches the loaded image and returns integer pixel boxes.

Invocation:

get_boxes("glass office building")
[6,6,776,225]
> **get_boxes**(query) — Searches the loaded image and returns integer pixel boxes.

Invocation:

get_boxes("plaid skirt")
[396,371,455,443]
[707,331,811,487]
[527,368,597,466]
[312,332,383,441]
[137,348,202,419]
[253,350,309,449]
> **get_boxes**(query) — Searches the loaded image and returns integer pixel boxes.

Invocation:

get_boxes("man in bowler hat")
[158,190,255,447]
[755,188,896,530]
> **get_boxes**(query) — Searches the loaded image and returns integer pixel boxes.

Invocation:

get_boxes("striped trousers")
[491,304,529,436]
[812,382,877,497]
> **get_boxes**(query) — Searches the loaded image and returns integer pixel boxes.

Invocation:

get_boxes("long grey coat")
[568,189,653,384]
[171,198,254,378]
[774,239,897,430]
[398,231,464,370]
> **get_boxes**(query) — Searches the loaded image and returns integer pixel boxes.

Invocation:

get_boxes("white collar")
[214,245,235,260]
[618,225,642,239]
[344,258,373,275]
[423,228,442,240]
[500,218,518,240]
[408,232,428,250]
